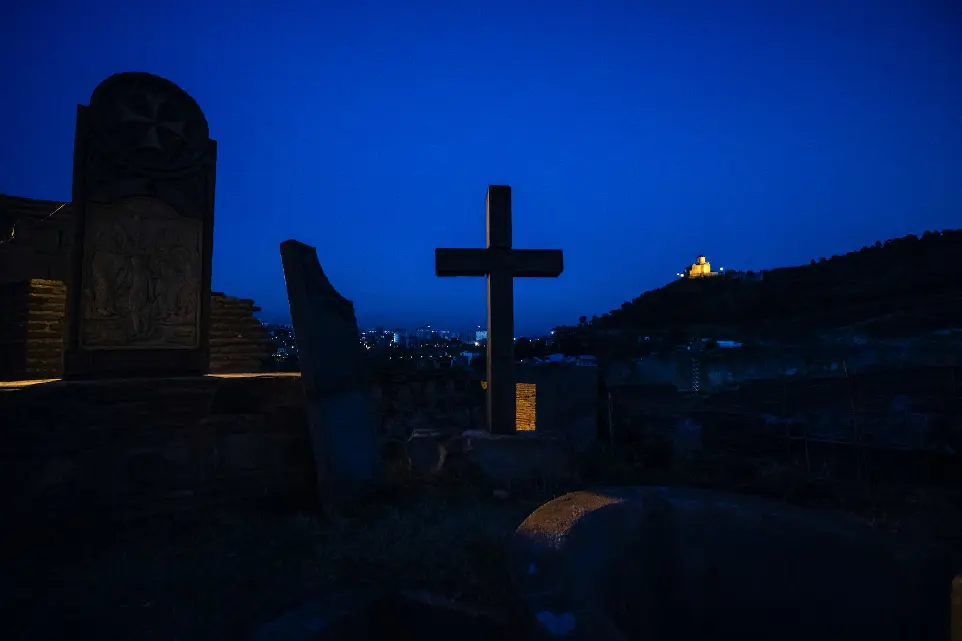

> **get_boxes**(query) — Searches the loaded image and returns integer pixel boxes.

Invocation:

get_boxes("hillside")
[585,229,962,341]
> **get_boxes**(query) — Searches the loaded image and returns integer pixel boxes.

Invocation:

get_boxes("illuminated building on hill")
[680,255,722,279]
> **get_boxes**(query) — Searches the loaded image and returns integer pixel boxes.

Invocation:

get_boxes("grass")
[1,480,555,641]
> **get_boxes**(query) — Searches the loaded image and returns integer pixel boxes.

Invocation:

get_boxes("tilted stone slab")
[280,239,382,508]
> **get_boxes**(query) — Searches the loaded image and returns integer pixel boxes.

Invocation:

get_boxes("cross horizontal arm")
[435,248,564,277]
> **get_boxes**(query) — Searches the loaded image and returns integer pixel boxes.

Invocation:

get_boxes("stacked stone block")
[209,292,272,374]
[0,279,67,380]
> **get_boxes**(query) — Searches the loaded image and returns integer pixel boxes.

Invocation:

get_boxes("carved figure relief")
[80,197,201,349]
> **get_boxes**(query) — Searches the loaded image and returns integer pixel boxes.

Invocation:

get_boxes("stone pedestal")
[407,428,575,484]
[209,293,271,374]
[0,280,66,380]
[64,72,216,379]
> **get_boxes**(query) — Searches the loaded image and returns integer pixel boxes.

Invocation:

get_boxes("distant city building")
[475,327,488,344]
[360,327,395,349]
[265,324,298,369]
[716,340,743,349]
[680,255,722,279]
[415,325,437,341]
[521,353,598,367]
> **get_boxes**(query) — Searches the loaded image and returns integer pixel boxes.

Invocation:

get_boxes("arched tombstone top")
[86,71,211,173]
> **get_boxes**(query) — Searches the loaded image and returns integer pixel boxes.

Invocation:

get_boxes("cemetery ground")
[3,440,960,641]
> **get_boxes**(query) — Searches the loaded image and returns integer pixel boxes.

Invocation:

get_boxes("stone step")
[211,298,257,308]
[209,363,269,374]
[209,335,272,345]
[210,322,265,333]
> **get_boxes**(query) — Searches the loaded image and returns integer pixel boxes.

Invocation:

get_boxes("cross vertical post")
[485,186,516,436]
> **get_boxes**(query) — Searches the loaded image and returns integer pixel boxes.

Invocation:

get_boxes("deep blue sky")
[2,1,960,336]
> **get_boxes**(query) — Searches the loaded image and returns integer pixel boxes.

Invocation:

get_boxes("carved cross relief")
[119,91,188,152]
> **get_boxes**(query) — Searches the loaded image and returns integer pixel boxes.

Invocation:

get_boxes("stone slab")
[512,486,949,641]
[280,239,382,508]
[407,429,574,483]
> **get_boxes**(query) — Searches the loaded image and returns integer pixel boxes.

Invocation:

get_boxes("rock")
[512,487,949,641]
[407,430,575,483]
[465,430,574,483]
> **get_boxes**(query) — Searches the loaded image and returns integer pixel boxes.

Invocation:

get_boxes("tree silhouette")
[572,228,962,343]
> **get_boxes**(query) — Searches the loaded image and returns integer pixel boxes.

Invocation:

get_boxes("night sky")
[2,1,960,336]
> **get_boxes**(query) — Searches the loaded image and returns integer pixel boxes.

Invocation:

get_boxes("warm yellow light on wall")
[952,575,962,641]
[480,381,537,431]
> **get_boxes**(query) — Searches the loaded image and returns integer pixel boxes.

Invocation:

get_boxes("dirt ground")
[2,452,959,641]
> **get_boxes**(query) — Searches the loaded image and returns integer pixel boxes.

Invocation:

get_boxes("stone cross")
[435,185,563,434]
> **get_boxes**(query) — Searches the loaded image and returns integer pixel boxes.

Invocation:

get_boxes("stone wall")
[0,279,66,380]
[1,366,603,537]
[608,364,961,456]
[0,195,73,285]
[375,369,487,440]
[210,293,273,374]
[0,374,315,538]
[518,365,600,449]
[1,194,272,378]
[376,366,599,445]
[609,339,962,393]
[0,283,271,380]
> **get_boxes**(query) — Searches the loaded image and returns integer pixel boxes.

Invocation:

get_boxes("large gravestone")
[280,239,381,508]
[64,72,216,378]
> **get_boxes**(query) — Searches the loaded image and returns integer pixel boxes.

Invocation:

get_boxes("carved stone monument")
[280,239,382,508]
[64,72,217,378]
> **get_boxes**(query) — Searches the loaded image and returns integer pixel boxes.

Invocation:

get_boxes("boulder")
[512,486,948,640]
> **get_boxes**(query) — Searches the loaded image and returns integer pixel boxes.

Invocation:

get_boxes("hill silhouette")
[579,229,962,343]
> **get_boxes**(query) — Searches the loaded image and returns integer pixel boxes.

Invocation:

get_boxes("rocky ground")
[2,449,959,641]
[0,477,553,641]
